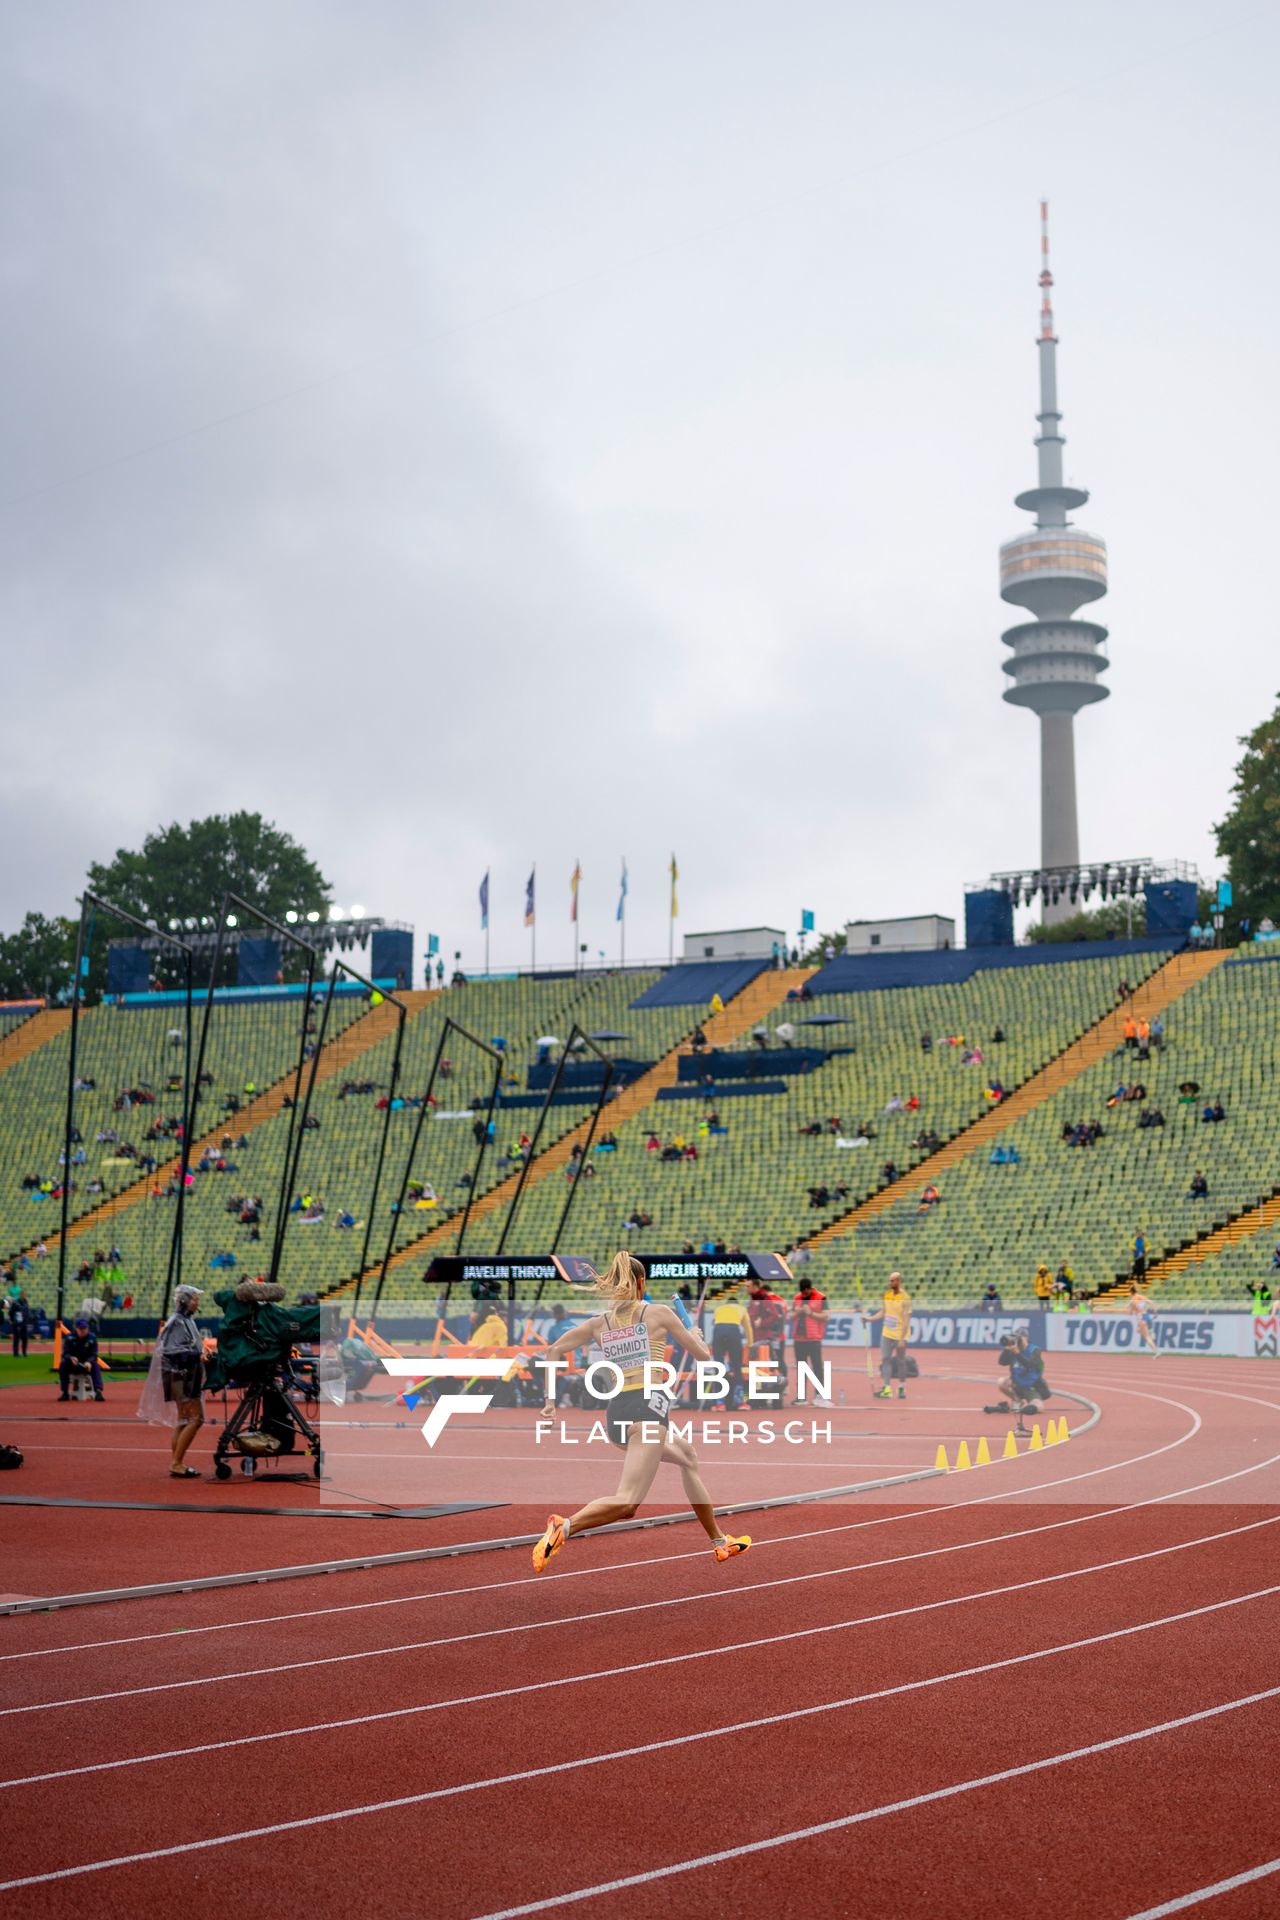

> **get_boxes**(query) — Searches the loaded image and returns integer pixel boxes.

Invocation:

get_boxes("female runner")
[529,1250,751,1572]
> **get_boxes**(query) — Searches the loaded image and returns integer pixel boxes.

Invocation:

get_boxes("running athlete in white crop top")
[527,1250,751,1573]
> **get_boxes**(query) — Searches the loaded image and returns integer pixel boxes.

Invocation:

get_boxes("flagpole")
[668,852,675,967]
[620,858,626,969]
[485,913,490,978]
[532,864,536,974]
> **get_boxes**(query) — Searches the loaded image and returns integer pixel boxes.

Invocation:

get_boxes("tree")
[1026,903,1137,945]
[0,912,76,1002]
[87,813,330,931]
[1215,693,1280,934]
[87,814,331,986]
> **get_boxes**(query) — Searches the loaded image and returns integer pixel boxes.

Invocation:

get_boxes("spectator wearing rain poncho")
[138,1283,207,1478]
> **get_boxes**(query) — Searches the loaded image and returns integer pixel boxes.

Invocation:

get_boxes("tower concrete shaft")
[999,202,1109,917]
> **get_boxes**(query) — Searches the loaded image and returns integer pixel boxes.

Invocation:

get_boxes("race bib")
[599,1321,651,1374]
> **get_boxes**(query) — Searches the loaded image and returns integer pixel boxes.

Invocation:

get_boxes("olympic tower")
[1000,203,1109,922]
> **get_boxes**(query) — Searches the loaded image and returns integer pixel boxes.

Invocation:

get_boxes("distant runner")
[1128,1281,1160,1354]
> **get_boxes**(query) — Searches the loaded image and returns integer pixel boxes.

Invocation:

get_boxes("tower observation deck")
[1000,203,1109,918]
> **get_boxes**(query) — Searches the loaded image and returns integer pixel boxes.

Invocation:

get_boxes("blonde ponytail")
[594,1250,646,1306]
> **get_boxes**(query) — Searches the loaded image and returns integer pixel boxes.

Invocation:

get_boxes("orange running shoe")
[532,1514,568,1573]
[714,1533,751,1562]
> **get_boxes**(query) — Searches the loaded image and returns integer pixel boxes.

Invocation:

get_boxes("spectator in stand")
[1189,1170,1209,1199]
[916,1183,941,1213]
[58,1318,104,1400]
[980,1283,1002,1314]
[1150,1015,1165,1050]
[1137,1107,1166,1129]
[1034,1264,1054,1310]
[1055,1262,1074,1303]
[991,1025,1006,1044]
[791,1278,829,1403]
[1202,1100,1227,1123]
[880,1159,899,1185]
[1132,1231,1147,1279]
[1123,1014,1137,1048]
[921,1032,932,1054]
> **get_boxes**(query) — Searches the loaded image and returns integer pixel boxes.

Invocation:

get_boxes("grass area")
[0,1350,56,1388]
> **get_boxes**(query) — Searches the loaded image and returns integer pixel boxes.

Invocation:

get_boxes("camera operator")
[996,1329,1048,1412]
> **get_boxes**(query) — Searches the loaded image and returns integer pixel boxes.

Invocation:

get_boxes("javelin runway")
[0,1354,1276,1917]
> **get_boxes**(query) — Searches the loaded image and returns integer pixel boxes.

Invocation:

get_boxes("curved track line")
[2,1374,1253,1661]
[6,1508,1278,1727]
[3,1524,1278,1789]
[3,1628,1278,1897]
[469,1681,1280,1919]
[1126,1857,1280,1918]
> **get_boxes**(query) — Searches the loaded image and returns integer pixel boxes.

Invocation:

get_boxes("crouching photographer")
[991,1329,1050,1415]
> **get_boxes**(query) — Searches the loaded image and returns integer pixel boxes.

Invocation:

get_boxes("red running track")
[0,1355,1277,1918]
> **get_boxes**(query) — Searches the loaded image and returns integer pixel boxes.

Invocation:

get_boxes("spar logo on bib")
[378,1357,514,1446]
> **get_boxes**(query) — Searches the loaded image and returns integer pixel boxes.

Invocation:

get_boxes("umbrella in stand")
[797,1013,851,1025]
[774,1022,796,1042]
[1179,1080,1201,1095]
[535,1036,561,1048]
[587,1031,630,1044]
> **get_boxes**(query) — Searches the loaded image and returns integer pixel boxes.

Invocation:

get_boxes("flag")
[570,860,582,923]
[524,869,535,927]
[616,858,628,922]
[669,852,679,919]
[479,872,490,931]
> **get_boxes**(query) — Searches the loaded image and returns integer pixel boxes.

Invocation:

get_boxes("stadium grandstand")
[5,935,1279,1323]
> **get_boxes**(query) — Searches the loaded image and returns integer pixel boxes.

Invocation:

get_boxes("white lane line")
[4,1510,1277,1732]
[468,1679,1280,1920]
[0,1374,1208,1664]
[3,1556,1277,1796]
[1126,1856,1280,1917]
[3,1640,1278,1897]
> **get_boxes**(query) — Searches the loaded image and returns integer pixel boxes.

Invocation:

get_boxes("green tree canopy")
[0,913,76,1001]
[87,813,330,933]
[1215,693,1280,932]
[1026,903,1140,945]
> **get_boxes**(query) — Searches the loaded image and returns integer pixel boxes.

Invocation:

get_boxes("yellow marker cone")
[975,1435,991,1466]
[1029,1424,1043,1451]
[934,1443,950,1472]
[955,1440,972,1471]
[1058,1419,1070,1444]
[1002,1430,1018,1459]
[1044,1418,1059,1446]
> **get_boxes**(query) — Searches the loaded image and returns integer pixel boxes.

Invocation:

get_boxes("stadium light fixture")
[226,914,238,928]
[285,910,298,924]
[330,905,345,920]
[350,902,365,917]
[306,911,320,924]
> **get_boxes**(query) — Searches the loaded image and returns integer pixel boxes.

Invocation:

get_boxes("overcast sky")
[2,0,1275,976]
